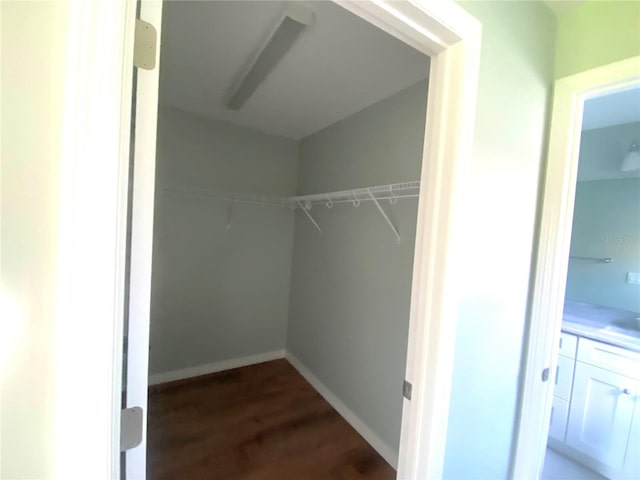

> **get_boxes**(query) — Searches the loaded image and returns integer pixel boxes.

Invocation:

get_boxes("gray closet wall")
[149,80,429,457]
[287,81,428,453]
[149,106,297,375]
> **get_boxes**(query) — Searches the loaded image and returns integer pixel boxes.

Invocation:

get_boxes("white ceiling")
[159,1,430,140]
[582,86,640,131]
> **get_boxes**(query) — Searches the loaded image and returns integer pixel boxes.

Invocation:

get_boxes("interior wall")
[566,178,640,312]
[576,122,640,182]
[1,2,68,478]
[554,0,640,79]
[444,1,556,478]
[566,122,640,312]
[286,80,428,456]
[149,107,297,376]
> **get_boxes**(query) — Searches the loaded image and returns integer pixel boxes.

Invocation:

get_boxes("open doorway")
[144,2,428,477]
[540,86,640,480]
[116,2,482,479]
[512,56,640,480]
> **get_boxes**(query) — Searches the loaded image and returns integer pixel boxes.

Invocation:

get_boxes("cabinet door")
[554,355,575,401]
[549,396,569,441]
[559,332,578,359]
[566,362,638,471]
[623,396,640,478]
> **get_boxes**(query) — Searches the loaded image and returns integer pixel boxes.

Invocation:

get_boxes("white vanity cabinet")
[549,396,570,441]
[549,333,577,441]
[558,331,578,358]
[566,362,638,471]
[549,334,640,479]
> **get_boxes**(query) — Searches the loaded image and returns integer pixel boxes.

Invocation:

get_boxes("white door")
[566,362,638,471]
[124,2,163,479]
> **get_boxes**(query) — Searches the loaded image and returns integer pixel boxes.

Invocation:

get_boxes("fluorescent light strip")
[226,5,313,110]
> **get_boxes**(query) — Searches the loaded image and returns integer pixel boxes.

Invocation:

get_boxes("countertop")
[562,301,640,353]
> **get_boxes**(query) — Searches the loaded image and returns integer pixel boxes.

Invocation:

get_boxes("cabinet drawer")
[559,332,577,358]
[549,397,569,441]
[554,355,575,401]
[577,337,640,380]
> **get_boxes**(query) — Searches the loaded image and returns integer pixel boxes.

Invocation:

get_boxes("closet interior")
[146,1,430,478]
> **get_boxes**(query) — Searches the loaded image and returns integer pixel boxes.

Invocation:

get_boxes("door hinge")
[121,406,143,451]
[134,19,157,70]
[403,380,413,400]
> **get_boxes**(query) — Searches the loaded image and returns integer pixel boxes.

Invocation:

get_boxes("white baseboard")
[285,351,398,469]
[148,349,285,386]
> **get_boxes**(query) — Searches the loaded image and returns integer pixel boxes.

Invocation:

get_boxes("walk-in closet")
[146,2,430,478]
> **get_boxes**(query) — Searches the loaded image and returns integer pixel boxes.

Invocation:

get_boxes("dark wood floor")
[147,359,395,480]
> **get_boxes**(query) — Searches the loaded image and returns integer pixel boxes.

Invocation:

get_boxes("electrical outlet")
[626,272,640,285]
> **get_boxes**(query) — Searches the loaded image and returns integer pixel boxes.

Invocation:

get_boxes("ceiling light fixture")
[225,4,314,111]
[621,142,640,172]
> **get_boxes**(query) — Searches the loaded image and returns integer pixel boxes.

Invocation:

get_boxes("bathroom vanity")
[548,301,640,479]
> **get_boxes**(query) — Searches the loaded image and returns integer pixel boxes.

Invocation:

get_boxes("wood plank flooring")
[147,359,396,480]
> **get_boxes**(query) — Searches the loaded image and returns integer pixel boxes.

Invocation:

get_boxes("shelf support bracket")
[296,200,322,233]
[367,189,401,243]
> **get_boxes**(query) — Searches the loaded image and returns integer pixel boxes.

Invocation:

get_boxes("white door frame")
[56,1,481,479]
[124,2,163,479]
[511,55,640,479]
[54,1,138,477]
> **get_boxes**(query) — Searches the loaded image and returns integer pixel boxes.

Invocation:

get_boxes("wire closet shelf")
[291,181,420,207]
[157,180,421,243]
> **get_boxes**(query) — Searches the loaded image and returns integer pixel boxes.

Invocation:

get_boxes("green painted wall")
[555,0,640,78]
[1,1,69,478]
[445,1,556,478]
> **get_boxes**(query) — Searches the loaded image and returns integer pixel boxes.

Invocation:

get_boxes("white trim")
[148,350,286,386]
[512,55,640,479]
[55,2,136,478]
[124,2,163,479]
[285,351,398,469]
